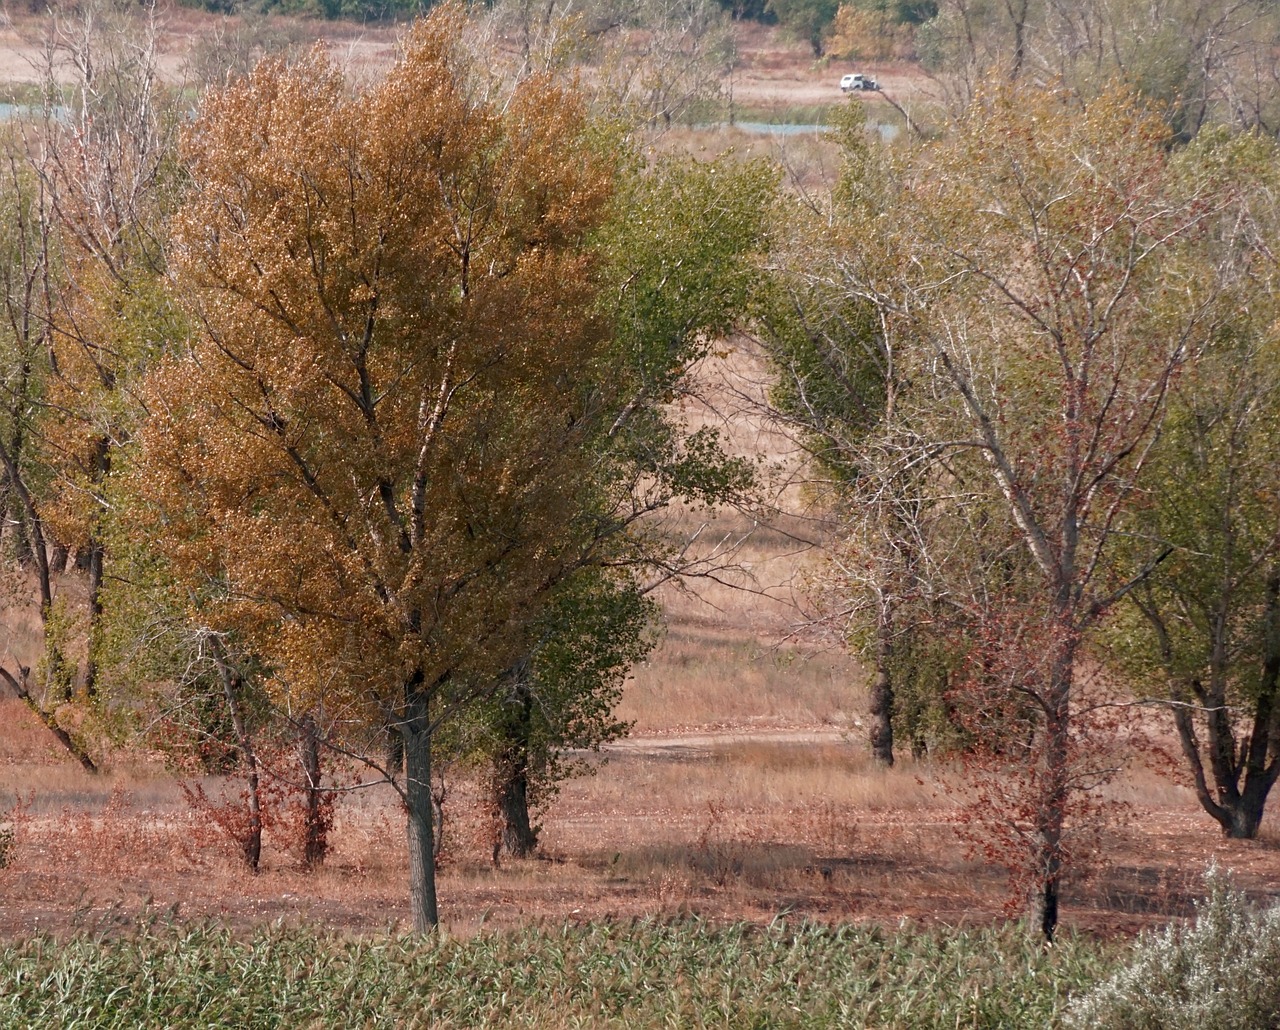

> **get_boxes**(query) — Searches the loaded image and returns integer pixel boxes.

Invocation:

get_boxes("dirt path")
[606,727,849,758]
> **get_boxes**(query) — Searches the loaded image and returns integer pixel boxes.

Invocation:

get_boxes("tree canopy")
[136,10,623,929]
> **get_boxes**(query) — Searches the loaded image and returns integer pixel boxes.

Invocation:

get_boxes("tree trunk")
[1227,572,1280,838]
[4,381,31,567]
[869,609,894,766]
[299,713,327,869]
[0,664,96,773]
[82,540,104,699]
[1178,572,1280,840]
[1030,729,1067,941]
[386,725,404,778]
[0,431,52,614]
[496,767,538,860]
[49,541,68,573]
[1007,0,1030,80]
[493,670,540,860]
[1031,636,1073,943]
[210,635,261,872]
[7,494,31,565]
[81,437,110,700]
[1226,794,1266,839]
[404,670,439,932]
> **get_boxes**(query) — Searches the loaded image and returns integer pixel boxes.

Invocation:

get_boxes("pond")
[705,120,901,141]
[0,102,70,122]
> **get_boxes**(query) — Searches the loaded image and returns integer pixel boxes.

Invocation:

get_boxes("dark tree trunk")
[0,430,52,614]
[80,437,110,700]
[1169,572,1280,840]
[869,610,894,766]
[49,541,68,573]
[496,767,537,860]
[1031,721,1068,941]
[82,540,104,699]
[0,664,96,773]
[299,713,328,869]
[1030,622,1073,944]
[210,635,261,872]
[1005,0,1031,81]
[404,670,439,932]
[1227,792,1267,839]
[4,367,32,566]
[386,724,404,778]
[493,670,539,860]
[1228,572,1280,837]
[6,493,31,565]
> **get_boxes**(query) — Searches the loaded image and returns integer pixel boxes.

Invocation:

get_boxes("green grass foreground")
[0,917,1118,1028]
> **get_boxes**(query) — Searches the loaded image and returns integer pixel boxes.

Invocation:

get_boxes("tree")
[481,0,737,128]
[601,0,737,126]
[916,0,1280,137]
[0,141,73,754]
[1110,207,1280,838]
[480,149,773,857]
[787,85,1254,939]
[756,103,929,767]
[0,0,180,769]
[33,1,181,706]
[135,10,620,931]
[827,0,934,61]
[95,521,285,868]
[480,570,657,858]
[767,0,840,56]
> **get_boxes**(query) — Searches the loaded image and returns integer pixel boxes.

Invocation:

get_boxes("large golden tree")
[138,9,615,930]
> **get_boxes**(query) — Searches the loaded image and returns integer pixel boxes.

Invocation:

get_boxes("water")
[0,102,71,123]
[727,120,830,136]
[706,120,901,141]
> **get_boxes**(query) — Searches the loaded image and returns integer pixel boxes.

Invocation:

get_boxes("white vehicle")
[840,73,881,92]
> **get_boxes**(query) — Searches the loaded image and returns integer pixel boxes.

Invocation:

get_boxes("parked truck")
[840,73,881,92]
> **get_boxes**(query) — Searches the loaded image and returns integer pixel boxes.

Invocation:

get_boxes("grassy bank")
[0,917,1117,1028]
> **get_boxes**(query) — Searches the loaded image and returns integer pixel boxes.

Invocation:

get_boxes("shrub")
[1066,866,1280,1030]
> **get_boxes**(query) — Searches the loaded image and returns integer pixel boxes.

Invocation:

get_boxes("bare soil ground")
[5,712,1280,941]
[4,345,1280,943]
[0,12,1277,943]
[727,20,930,111]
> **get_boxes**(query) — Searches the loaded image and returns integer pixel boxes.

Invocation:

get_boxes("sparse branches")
[1105,224,1280,837]
[917,0,1280,137]
[765,83,1260,939]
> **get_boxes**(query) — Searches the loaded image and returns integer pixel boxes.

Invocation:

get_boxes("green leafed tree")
[480,570,658,858]
[0,0,182,775]
[478,150,773,857]
[769,85,1264,940]
[756,102,940,768]
[1107,157,1280,837]
[767,0,841,55]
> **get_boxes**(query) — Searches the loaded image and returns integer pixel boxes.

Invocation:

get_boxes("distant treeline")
[166,0,787,28]
[173,0,427,22]
[162,0,935,41]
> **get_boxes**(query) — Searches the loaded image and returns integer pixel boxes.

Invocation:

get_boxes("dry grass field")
[3,340,1280,943]
[0,9,1277,947]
